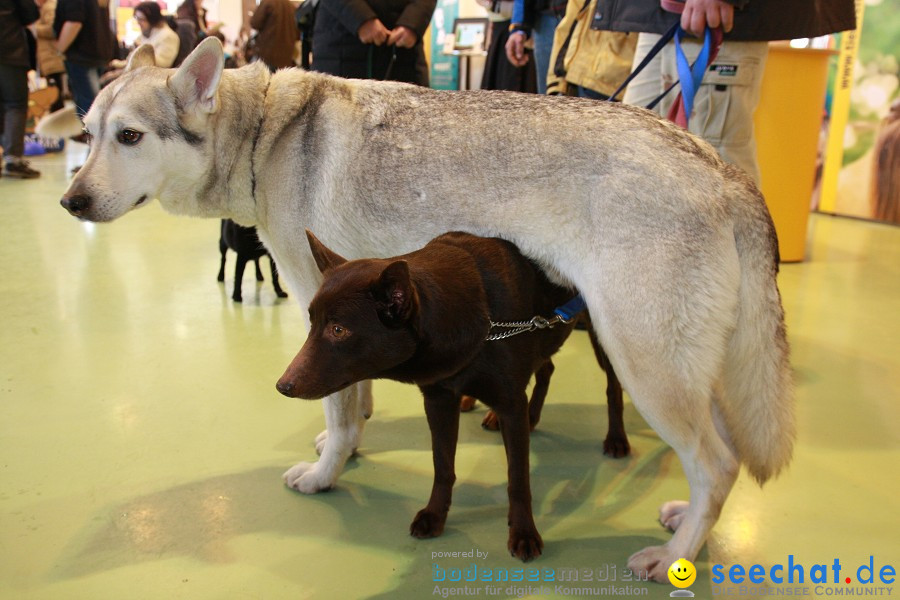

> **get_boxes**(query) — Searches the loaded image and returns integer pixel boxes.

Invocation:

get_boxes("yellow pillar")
[753,44,836,262]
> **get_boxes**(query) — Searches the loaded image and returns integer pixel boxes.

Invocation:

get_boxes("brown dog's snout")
[60,194,91,217]
[275,379,297,397]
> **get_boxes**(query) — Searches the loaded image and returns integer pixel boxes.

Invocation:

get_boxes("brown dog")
[277,230,598,560]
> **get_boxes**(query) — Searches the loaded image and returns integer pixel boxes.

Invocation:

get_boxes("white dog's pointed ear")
[125,44,156,71]
[306,229,347,273]
[167,37,224,114]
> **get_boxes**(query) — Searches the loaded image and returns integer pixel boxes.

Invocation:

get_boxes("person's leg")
[622,32,665,112]
[0,64,29,158]
[531,11,562,95]
[47,72,66,112]
[658,40,769,184]
[0,63,40,178]
[65,61,100,119]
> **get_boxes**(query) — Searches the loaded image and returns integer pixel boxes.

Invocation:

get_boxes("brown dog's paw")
[603,434,631,458]
[460,396,477,412]
[481,411,500,431]
[410,509,447,538]
[508,528,543,562]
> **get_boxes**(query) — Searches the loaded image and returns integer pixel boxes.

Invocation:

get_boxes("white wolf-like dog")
[60,39,793,580]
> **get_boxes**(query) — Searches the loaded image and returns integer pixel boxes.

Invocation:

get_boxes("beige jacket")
[547,0,636,98]
[34,0,66,76]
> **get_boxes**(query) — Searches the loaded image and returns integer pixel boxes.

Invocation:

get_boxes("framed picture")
[452,17,490,52]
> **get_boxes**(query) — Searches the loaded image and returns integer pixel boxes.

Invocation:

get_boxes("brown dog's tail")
[720,169,795,484]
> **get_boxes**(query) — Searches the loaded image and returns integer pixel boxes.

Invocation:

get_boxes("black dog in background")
[217,219,288,302]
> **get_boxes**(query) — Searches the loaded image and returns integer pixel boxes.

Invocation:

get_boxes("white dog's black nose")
[61,194,90,217]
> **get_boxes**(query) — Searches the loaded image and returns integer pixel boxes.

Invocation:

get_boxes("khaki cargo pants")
[623,32,769,185]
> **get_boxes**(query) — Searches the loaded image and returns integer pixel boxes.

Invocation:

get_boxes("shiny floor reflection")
[1,147,898,599]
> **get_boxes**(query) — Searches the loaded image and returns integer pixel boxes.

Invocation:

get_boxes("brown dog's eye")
[117,129,143,145]
[331,325,348,339]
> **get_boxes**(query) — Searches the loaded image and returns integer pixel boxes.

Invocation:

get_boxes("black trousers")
[0,63,30,159]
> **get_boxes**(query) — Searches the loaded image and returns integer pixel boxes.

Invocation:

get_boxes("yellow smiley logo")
[668,559,697,588]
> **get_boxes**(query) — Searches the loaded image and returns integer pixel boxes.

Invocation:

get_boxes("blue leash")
[672,25,715,124]
[547,23,716,324]
[554,294,586,322]
[607,21,717,116]
[490,22,718,337]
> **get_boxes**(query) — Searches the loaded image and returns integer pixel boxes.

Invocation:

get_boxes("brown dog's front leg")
[497,395,543,561]
[410,387,460,539]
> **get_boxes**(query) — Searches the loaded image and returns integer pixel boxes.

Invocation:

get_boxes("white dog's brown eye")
[117,129,143,145]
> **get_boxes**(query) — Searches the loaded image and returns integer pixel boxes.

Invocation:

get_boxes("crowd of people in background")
[0,0,861,206]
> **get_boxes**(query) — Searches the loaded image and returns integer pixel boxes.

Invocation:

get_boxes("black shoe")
[4,159,41,179]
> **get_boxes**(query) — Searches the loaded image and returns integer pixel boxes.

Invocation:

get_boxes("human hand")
[505,31,529,67]
[358,18,390,45]
[681,0,734,36]
[387,25,417,48]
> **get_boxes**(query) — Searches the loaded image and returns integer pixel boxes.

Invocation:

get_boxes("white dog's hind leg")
[576,223,742,582]
[284,383,369,493]
[625,390,739,582]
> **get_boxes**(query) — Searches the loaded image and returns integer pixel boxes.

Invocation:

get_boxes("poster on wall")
[816,0,899,225]
[430,0,460,90]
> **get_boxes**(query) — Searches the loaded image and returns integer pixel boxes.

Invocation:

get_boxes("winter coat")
[547,0,635,97]
[591,0,856,42]
[249,0,298,70]
[34,0,66,75]
[0,0,39,68]
[312,0,436,86]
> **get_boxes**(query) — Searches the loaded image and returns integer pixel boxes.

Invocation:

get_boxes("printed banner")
[430,0,460,90]
[817,0,899,225]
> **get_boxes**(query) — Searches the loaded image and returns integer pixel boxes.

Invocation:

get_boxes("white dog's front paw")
[283,461,335,494]
[628,545,677,583]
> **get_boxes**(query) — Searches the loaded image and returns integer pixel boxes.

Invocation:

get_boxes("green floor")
[1,145,898,600]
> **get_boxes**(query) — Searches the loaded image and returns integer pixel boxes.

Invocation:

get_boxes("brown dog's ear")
[374,260,417,326]
[125,44,156,71]
[305,229,347,273]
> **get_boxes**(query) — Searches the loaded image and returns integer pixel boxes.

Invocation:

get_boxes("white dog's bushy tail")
[721,170,795,484]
